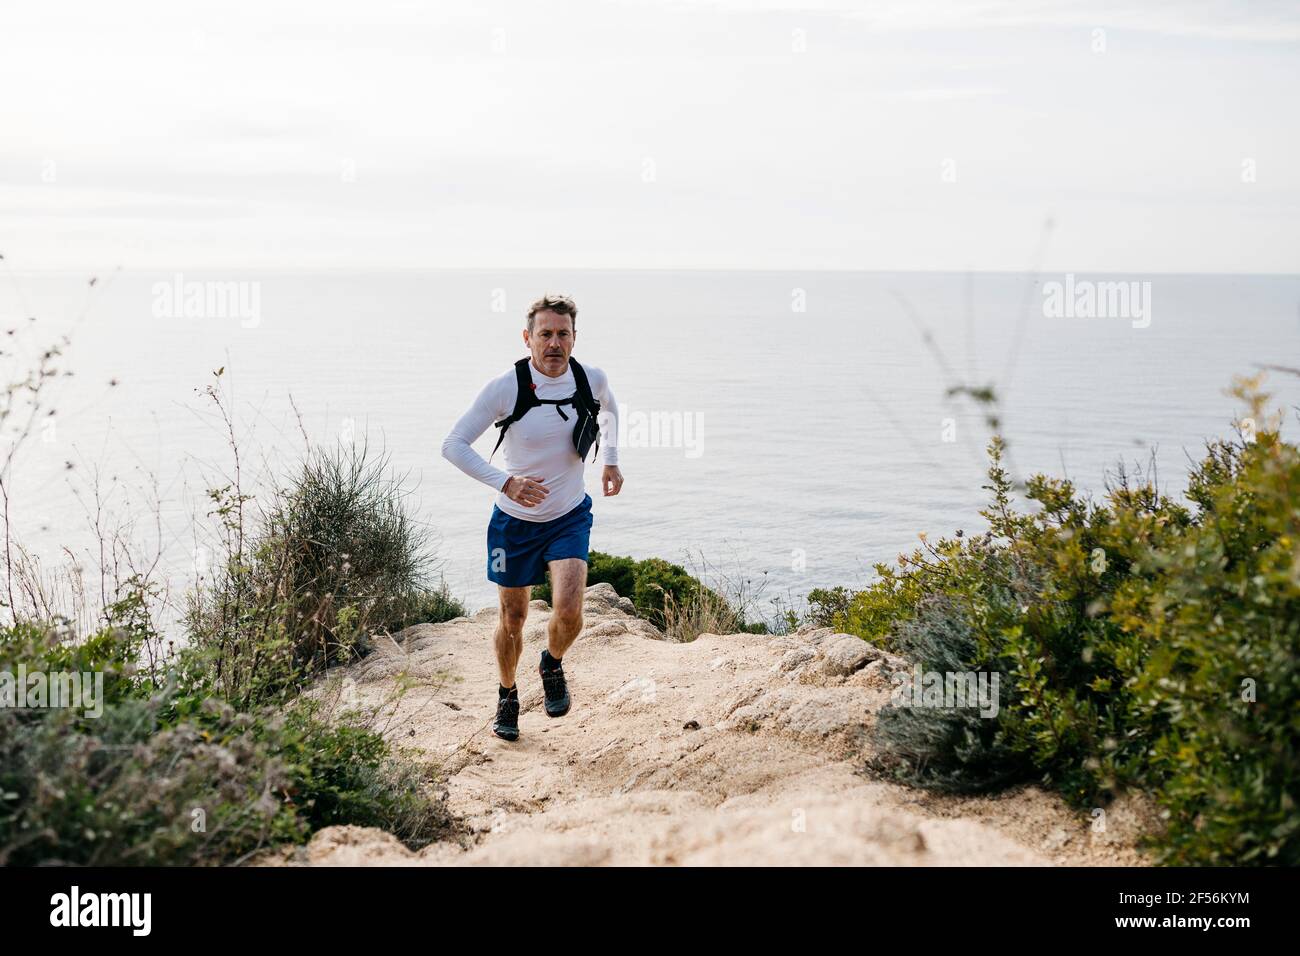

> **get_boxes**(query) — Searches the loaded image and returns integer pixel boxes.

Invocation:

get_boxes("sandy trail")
[286,584,1152,866]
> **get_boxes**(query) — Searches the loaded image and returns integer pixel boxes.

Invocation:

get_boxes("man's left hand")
[602,465,624,497]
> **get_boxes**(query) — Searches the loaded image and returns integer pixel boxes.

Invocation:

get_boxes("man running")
[441,294,623,741]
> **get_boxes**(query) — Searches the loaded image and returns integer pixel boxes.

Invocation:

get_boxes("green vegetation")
[1,370,463,864]
[0,621,453,864]
[803,585,853,629]
[841,377,1298,865]
[186,442,464,708]
[533,549,770,641]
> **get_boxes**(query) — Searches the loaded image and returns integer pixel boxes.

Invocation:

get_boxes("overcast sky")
[2,0,1297,273]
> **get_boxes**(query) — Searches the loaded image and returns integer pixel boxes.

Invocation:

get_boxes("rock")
[767,635,807,651]
[721,683,766,717]
[818,635,876,676]
[353,656,407,684]
[1042,827,1072,852]
[810,634,909,677]
[778,646,815,673]
[305,826,414,866]
[296,577,1126,868]
[394,622,448,645]
[582,620,630,640]
[627,619,666,641]
[876,650,912,675]
[724,687,871,755]
[607,676,657,707]
[794,623,832,638]
[584,582,624,610]
[577,582,637,616]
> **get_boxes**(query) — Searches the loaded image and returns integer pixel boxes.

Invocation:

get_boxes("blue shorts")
[487,494,593,588]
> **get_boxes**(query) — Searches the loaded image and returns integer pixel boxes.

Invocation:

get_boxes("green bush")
[535,551,773,640]
[844,378,1299,865]
[534,550,723,626]
[0,364,461,864]
[804,586,853,629]
[0,620,453,865]
[383,583,467,633]
[276,699,452,848]
[187,443,463,707]
[869,591,1033,793]
[581,551,639,604]
[1123,423,1300,864]
[0,673,304,865]
[631,557,718,625]
[0,619,144,707]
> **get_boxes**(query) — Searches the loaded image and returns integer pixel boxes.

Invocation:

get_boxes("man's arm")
[596,371,619,466]
[594,368,623,496]
[441,376,513,492]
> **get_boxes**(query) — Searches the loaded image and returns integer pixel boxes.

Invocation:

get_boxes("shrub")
[1124,421,1300,863]
[852,438,1187,803]
[630,557,722,627]
[382,582,466,633]
[659,581,742,642]
[804,586,853,629]
[534,551,718,624]
[271,698,452,849]
[533,550,764,639]
[187,442,462,707]
[582,551,639,604]
[868,591,1034,793]
[844,377,1299,865]
[1,362,461,864]
[0,619,454,865]
[0,618,144,706]
[0,680,304,866]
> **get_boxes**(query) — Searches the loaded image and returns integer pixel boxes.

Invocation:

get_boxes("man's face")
[524,310,575,376]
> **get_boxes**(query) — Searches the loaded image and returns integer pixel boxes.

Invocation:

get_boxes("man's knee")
[551,603,583,637]
[499,600,529,636]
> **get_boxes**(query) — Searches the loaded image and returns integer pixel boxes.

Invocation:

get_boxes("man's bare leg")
[546,557,588,659]
[495,585,531,688]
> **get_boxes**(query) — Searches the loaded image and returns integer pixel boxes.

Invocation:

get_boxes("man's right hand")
[503,475,550,507]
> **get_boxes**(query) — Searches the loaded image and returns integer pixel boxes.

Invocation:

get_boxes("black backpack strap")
[489,358,539,462]
[568,359,602,462]
[569,359,599,415]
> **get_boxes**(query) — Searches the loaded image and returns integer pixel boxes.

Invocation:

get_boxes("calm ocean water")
[5,269,1299,622]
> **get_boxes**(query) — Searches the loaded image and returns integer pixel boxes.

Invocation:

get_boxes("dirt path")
[285,584,1153,866]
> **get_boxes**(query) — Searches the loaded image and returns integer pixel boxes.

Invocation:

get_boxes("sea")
[4,268,1298,625]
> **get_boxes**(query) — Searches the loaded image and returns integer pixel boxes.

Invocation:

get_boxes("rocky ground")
[270,584,1156,866]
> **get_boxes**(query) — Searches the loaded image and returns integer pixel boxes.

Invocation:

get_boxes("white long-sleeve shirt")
[441,359,619,522]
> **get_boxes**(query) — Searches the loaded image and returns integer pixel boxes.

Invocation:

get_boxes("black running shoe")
[539,652,571,718]
[493,694,520,741]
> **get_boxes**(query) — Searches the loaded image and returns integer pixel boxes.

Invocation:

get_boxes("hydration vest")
[489,357,602,464]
